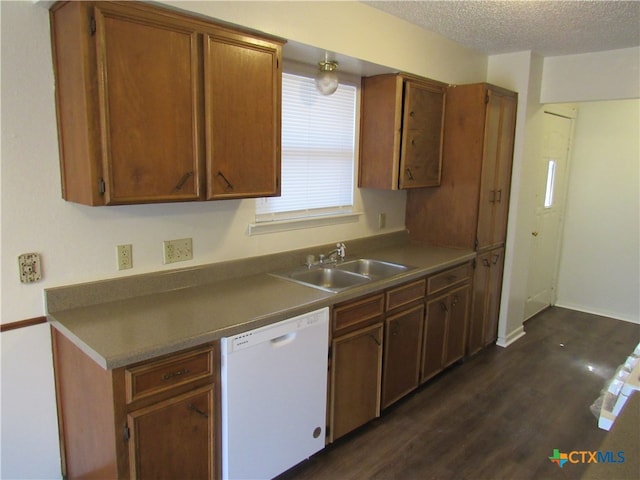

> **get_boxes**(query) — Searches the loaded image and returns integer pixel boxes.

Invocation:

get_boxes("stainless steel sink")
[288,267,370,292]
[270,258,412,293]
[335,258,410,278]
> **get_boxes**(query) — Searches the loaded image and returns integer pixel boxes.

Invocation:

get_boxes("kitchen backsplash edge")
[45,230,410,313]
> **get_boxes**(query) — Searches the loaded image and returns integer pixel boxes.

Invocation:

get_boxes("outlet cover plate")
[163,238,193,264]
[117,244,133,270]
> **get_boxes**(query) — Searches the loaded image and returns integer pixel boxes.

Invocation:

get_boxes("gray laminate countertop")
[47,235,474,369]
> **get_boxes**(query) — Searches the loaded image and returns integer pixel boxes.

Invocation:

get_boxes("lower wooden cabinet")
[421,297,447,382]
[382,303,424,408]
[52,328,220,479]
[329,323,383,442]
[469,247,505,355]
[421,269,471,383]
[128,386,215,479]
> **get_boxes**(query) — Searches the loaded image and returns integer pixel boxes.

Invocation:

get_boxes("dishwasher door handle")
[270,332,297,347]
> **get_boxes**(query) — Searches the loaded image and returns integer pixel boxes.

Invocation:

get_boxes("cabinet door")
[399,80,445,189]
[330,324,382,441]
[492,95,517,246]
[128,385,215,479]
[484,248,505,346]
[476,89,517,249]
[421,295,447,383]
[469,248,505,355]
[476,90,503,248]
[443,285,470,367]
[382,304,424,408]
[95,4,202,204]
[205,33,281,199]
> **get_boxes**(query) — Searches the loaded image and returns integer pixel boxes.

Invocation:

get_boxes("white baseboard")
[554,302,640,325]
[496,326,526,348]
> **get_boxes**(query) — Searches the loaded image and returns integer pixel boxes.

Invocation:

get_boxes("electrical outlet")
[378,212,387,229]
[163,238,193,264]
[18,253,42,283]
[117,244,133,270]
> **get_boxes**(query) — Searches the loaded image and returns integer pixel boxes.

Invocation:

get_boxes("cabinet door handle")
[451,295,458,308]
[482,258,490,268]
[161,368,189,381]
[439,301,448,312]
[409,111,415,118]
[489,190,496,203]
[368,334,381,346]
[217,171,234,190]
[405,168,414,180]
[391,323,399,336]
[496,189,503,203]
[174,171,194,190]
[188,404,209,419]
[492,254,500,265]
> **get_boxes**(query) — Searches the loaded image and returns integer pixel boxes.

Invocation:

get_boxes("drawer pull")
[188,404,209,418]
[369,334,381,346]
[161,368,189,381]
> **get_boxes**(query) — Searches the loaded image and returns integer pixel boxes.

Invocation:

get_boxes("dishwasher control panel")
[224,307,329,353]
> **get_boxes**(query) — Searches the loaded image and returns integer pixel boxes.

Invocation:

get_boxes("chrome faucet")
[305,242,347,267]
[324,242,346,263]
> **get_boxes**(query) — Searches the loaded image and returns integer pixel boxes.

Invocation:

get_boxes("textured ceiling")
[364,1,640,56]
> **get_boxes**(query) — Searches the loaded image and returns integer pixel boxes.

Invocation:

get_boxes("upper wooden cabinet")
[204,32,281,199]
[359,74,446,190]
[50,1,283,205]
[405,83,517,251]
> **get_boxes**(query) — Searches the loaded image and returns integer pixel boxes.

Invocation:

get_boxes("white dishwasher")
[221,307,329,480]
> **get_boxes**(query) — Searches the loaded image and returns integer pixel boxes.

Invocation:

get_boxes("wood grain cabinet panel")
[406,83,517,250]
[330,323,383,442]
[469,248,505,355]
[382,303,424,408]
[204,32,281,199]
[50,1,283,205]
[128,386,215,480]
[359,73,446,190]
[52,327,220,480]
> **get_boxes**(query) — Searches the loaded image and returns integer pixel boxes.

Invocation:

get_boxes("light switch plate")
[18,253,42,283]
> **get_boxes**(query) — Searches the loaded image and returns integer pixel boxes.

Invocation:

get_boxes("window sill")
[248,212,363,236]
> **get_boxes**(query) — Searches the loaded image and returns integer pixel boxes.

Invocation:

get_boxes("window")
[544,159,556,208]
[255,71,357,224]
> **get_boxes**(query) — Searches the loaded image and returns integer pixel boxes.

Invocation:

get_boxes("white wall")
[0,2,486,477]
[541,47,640,103]
[486,51,547,346]
[556,100,640,323]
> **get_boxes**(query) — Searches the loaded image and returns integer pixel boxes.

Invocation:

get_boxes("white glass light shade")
[315,61,339,95]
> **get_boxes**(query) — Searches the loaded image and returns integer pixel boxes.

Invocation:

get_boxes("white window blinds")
[255,72,356,222]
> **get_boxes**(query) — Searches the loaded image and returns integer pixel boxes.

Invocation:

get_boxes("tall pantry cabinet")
[406,83,517,353]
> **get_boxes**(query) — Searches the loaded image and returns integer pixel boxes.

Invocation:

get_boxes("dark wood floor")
[279,307,640,480]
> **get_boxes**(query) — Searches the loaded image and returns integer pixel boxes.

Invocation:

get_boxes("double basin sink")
[271,259,413,293]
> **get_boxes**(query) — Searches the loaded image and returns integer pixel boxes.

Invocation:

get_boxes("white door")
[524,109,575,320]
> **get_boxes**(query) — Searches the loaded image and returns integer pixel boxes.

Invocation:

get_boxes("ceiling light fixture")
[315,52,339,96]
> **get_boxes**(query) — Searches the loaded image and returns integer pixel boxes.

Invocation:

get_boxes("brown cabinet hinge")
[98,177,105,195]
[123,424,130,442]
[89,16,96,36]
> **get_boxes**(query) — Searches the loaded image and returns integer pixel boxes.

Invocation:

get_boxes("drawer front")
[386,279,426,311]
[125,346,215,404]
[333,293,385,336]
[427,263,472,296]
